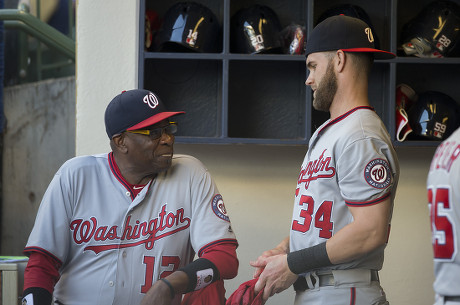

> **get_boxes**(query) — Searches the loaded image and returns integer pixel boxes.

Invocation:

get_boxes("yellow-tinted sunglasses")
[126,122,178,140]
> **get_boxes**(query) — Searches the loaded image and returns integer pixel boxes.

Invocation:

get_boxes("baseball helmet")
[155,2,221,53]
[408,91,460,140]
[230,4,283,54]
[395,84,418,142]
[401,0,460,58]
[145,10,161,51]
[316,4,381,49]
[280,23,307,55]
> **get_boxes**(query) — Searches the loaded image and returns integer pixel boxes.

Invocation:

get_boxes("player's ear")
[335,50,346,72]
[111,133,129,154]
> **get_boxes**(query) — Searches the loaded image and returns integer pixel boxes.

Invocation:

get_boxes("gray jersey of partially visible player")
[427,127,460,301]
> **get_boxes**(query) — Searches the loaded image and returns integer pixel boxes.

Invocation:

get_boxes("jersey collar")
[317,106,374,137]
[108,152,152,201]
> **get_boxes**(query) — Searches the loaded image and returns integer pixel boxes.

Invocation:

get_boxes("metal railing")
[0,8,75,60]
[0,1,75,83]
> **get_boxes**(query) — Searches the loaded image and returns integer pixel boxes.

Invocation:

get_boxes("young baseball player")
[21,89,239,305]
[249,15,400,304]
[427,126,460,305]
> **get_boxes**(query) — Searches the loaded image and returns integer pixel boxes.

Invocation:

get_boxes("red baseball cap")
[104,89,185,138]
[305,15,395,59]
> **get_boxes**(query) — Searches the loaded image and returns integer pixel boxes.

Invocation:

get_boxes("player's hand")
[250,238,289,278]
[141,272,189,305]
[140,279,174,305]
[253,254,298,302]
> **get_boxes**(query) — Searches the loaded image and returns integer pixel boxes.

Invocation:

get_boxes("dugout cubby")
[143,58,222,139]
[139,0,460,146]
[227,60,307,140]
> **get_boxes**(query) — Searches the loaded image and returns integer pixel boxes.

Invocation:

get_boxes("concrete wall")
[75,0,139,155]
[1,76,76,254]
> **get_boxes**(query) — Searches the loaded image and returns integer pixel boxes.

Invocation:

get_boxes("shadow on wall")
[1,76,75,254]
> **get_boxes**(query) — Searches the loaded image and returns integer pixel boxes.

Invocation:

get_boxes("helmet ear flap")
[408,91,460,140]
[395,84,418,142]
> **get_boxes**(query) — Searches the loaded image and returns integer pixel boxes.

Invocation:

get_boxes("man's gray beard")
[312,61,337,112]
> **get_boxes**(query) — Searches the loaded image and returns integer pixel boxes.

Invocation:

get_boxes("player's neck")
[329,82,369,120]
[112,153,157,185]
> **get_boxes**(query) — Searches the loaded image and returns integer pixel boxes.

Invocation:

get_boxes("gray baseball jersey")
[24,153,237,305]
[427,127,460,297]
[290,107,399,271]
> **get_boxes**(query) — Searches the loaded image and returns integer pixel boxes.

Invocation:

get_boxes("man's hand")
[252,254,298,302]
[250,237,290,278]
[140,279,174,305]
[141,271,189,305]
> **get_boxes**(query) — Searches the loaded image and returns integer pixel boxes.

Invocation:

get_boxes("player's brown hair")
[347,52,374,77]
[323,51,373,77]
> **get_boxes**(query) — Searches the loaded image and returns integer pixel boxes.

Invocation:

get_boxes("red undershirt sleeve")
[23,251,61,294]
[200,242,239,279]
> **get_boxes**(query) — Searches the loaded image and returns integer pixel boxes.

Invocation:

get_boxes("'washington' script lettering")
[298,149,336,190]
[69,204,190,254]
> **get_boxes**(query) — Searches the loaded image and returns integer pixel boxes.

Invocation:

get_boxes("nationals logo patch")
[212,194,230,222]
[364,158,391,189]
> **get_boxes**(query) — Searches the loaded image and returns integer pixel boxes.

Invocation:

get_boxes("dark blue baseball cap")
[305,15,395,59]
[104,89,185,138]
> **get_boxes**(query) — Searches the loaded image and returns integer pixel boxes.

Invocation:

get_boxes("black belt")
[445,296,460,302]
[294,270,379,292]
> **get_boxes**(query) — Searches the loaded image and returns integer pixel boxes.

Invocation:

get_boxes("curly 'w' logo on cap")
[143,92,159,109]
[365,27,374,43]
